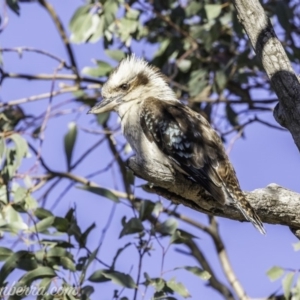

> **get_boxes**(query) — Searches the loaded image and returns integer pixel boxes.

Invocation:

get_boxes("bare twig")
[71,137,106,170]
[1,71,103,84]
[0,84,101,108]
[103,123,133,198]
[38,0,79,78]
[208,217,249,300]
[0,47,71,68]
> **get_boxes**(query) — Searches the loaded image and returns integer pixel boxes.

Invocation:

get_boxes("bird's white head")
[88,54,177,114]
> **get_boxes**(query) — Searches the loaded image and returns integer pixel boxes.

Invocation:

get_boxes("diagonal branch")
[232,0,300,152]
[208,217,248,300]
[0,84,101,108]
[1,72,103,84]
[38,0,79,78]
[184,239,235,300]
[128,156,300,231]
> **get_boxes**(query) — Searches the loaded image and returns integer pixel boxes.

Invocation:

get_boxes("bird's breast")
[119,105,168,164]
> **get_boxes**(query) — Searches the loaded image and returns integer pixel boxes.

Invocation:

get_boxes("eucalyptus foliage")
[1,0,300,299]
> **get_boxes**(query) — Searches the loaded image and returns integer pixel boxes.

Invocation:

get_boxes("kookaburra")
[88,55,265,234]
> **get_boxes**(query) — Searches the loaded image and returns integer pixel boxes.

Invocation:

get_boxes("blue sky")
[1,1,300,299]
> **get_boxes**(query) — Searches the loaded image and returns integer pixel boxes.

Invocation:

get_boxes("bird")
[88,54,266,235]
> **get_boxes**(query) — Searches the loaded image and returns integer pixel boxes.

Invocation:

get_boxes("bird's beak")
[87,96,122,114]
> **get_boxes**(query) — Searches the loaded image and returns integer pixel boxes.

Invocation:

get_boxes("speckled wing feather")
[140,97,229,203]
[140,97,265,234]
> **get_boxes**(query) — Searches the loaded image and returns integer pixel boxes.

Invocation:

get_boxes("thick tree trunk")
[232,0,300,151]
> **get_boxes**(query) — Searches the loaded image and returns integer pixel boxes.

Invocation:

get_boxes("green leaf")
[89,16,105,43]
[6,0,20,15]
[125,169,135,185]
[176,266,211,280]
[91,270,135,289]
[119,18,139,35]
[119,217,144,238]
[77,185,120,203]
[293,241,300,251]
[205,4,222,20]
[82,60,113,77]
[37,277,53,300]
[0,247,13,261]
[24,195,38,210]
[186,1,202,17]
[88,269,111,283]
[177,59,191,73]
[97,112,110,125]
[69,5,90,31]
[30,216,55,233]
[0,250,29,285]
[105,50,126,61]
[81,223,96,247]
[266,266,284,281]
[215,70,227,93]
[40,239,73,249]
[47,247,73,259]
[158,218,178,235]
[13,267,56,294]
[14,187,27,203]
[64,122,77,170]
[80,246,99,284]
[81,285,95,298]
[102,270,136,289]
[282,272,294,300]
[153,280,166,292]
[225,104,239,127]
[103,0,118,28]
[16,252,38,271]
[126,8,140,19]
[139,200,155,221]
[34,208,54,220]
[0,137,6,164]
[111,242,132,270]
[167,278,191,298]
[188,69,207,97]
[61,257,76,272]
[53,217,69,232]
[9,133,28,162]
[152,201,163,217]
[0,205,28,232]
[69,6,99,43]
[170,229,198,244]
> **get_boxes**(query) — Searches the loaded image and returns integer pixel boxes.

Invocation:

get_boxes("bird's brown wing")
[140,97,229,205]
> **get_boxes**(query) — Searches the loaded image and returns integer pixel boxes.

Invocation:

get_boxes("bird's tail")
[232,192,266,235]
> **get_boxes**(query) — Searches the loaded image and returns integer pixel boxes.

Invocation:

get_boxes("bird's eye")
[119,83,129,90]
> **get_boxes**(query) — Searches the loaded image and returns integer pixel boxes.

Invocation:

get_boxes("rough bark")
[232,0,300,152]
[128,157,300,231]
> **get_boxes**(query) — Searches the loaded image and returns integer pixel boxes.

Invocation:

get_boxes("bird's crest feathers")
[103,54,177,101]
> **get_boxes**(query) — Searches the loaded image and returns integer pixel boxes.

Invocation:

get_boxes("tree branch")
[0,47,71,68]
[232,0,300,151]
[128,156,300,230]
[208,217,248,300]
[1,72,103,84]
[184,239,235,300]
[38,0,79,78]
[0,84,101,108]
